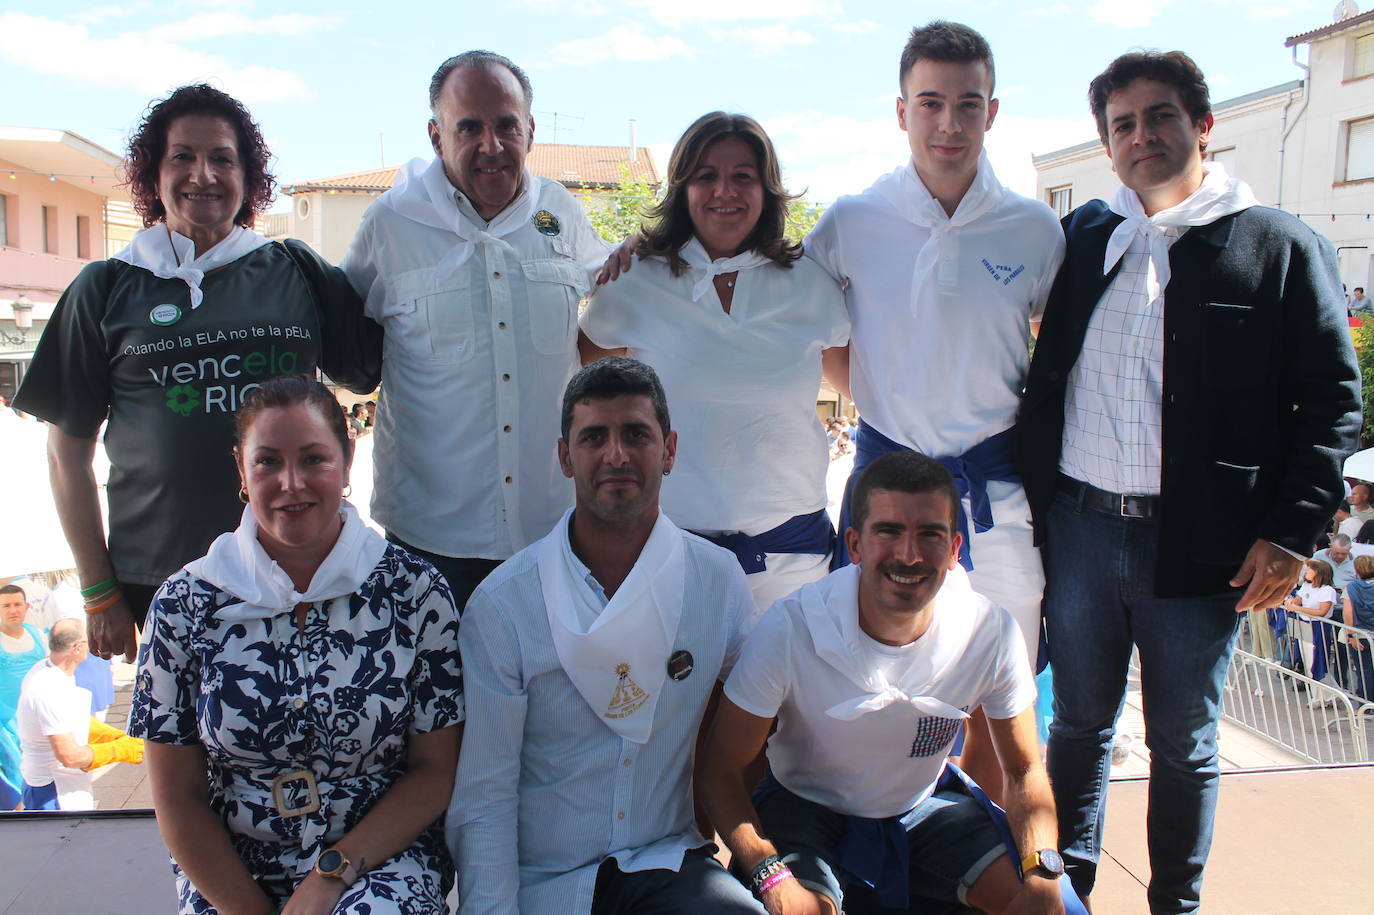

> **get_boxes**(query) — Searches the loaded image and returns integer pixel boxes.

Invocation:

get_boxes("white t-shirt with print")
[725,564,1034,819]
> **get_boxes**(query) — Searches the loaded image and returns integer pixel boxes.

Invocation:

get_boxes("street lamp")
[2,292,33,345]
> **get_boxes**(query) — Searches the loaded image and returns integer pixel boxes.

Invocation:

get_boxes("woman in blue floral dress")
[129,376,462,915]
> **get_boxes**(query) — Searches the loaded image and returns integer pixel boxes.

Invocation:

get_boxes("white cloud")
[0,12,315,102]
[833,18,879,34]
[629,0,840,25]
[1089,0,1170,28]
[987,114,1101,196]
[551,24,694,66]
[763,111,906,204]
[147,12,344,42]
[1247,6,1291,18]
[711,24,815,54]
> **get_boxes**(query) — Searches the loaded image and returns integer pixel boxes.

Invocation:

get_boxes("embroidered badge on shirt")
[981,259,1025,286]
[533,210,561,237]
[149,304,182,326]
[606,663,648,718]
[908,706,970,758]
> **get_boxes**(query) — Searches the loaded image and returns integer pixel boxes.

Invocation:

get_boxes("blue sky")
[0,0,1342,209]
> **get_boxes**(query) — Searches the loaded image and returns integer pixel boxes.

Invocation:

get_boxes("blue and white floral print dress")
[129,505,462,914]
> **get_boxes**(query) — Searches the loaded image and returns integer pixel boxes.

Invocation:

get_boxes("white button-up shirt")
[449,527,755,914]
[343,175,610,559]
[1059,226,1183,495]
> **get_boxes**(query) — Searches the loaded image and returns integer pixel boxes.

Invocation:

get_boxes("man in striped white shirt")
[1017,52,1359,913]
[449,357,764,914]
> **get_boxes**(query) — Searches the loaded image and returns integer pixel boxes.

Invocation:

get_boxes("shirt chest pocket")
[381,270,475,365]
[522,258,587,355]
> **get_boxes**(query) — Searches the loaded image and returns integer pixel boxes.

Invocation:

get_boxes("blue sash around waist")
[833,422,1020,572]
[693,508,834,575]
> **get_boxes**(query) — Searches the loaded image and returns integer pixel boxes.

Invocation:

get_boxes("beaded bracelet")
[83,589,124,614]
[757,868,795,896]
[80,578,118,599]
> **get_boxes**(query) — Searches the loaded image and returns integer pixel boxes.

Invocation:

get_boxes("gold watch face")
[317,849,346,876]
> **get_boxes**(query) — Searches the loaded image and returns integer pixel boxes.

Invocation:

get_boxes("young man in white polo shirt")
[700,452,1067,915]
[450,357,765,915]
[806,19,1065,794]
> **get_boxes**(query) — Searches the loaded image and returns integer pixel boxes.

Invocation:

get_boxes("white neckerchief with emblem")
[800,564,971,722]
[379,156,540,284]
[537,508,685,743]
[112,224,270,309]
[867,151,1007,317]
[1103,161,1258,302]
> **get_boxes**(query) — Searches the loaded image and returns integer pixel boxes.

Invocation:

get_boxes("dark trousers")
[384,533,502,610]
[590,847,763,915]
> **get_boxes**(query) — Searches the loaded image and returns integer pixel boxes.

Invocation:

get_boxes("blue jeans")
[1043,490,1240,914]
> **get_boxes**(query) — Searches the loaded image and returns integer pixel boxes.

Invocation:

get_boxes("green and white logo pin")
[149,304,182,326]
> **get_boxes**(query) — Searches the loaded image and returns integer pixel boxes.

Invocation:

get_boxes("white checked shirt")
[343,176,609,560]
[1059,225,1185,495]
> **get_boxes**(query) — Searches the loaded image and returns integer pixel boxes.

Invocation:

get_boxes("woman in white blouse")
[580,112,849,611]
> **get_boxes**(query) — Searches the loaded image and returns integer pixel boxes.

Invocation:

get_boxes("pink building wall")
[0,154,106,304]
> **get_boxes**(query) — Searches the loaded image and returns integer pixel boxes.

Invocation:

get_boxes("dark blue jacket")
[1017,200,1361,598]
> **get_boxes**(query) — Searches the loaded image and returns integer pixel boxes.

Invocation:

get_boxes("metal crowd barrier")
[1222,611,1373,764]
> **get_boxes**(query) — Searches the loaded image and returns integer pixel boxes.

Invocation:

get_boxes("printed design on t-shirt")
[606,663,648,719]
[908,705,971,758]
[165,384,201,417]
[981,259,1025,286]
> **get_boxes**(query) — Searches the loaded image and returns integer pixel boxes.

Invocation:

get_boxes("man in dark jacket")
[1017,50,1360,914]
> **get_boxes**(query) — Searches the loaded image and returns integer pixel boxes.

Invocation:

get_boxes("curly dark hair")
[124,84,275,229]
[637,111,802,275]
[1089,51,1211,150]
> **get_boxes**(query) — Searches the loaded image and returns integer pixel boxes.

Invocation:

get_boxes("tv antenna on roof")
[533,110,584,144]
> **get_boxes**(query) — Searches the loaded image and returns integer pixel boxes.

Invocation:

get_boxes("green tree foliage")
[580,165,829,245]
[1356,323,1374,445]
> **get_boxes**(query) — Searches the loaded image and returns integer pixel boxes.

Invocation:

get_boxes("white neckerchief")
[537,508,686,744]
[868,151,1007,317]
[677,237,771,303]
[799,565,971,722]
[378,156,540,283]
[1103,161,1258,301]
[111,224,270,309]
[185,502,387,621]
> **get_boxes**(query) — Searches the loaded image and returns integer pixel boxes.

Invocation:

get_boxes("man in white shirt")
[16,618,143,810]
[1314,534,1357,593]
[343,50,610,606]
[1018,51,1360,912]
[701,452,1067,915]
[449,357,764,914]
[805,19,1065,796]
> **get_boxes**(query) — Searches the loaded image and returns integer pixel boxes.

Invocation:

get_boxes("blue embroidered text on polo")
[909,707,970,758]
[981,258,1026,286]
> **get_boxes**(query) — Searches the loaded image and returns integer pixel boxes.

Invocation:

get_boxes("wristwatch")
[1020,848,1065,879]
[314,847,359,886]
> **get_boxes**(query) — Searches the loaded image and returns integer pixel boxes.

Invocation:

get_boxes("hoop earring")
[342,484,353,499]
[237,487,249,504]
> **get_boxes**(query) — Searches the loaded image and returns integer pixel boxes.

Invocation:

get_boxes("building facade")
[0,127,129,402]
[1034,9,1374,296]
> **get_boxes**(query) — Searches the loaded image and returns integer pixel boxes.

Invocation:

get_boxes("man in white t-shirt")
[805,19,1065,796]
[701,452,1067,915]
[16,619,143,810]
[343,50,610,607]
